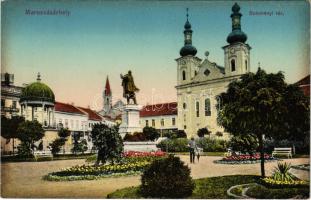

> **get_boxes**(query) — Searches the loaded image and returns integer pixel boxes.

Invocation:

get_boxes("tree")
[197,128,211,138]
[71,138,88,155]
[16,120,44,156]
[217,68,309,177]
[143,126,160,141]
[229,134,258,155]
[1,116,25,154]
[176,130,187,138]
[58,127,70,138]
[48,128,70,155]
[215,131,223,137]
[58,127,70,153]
[91,124,123,165]
[49,138,66,155]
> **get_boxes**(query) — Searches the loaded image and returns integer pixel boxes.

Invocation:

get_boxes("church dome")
[226,3,247,45]
[184,20,191,29]
[180,45,197,57]
[226,29,247,44]
[20,74,55,103]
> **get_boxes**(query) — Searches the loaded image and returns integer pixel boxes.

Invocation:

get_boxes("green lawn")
[107,175,309,199]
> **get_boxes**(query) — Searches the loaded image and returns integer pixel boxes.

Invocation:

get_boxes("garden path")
[1,156,309,198]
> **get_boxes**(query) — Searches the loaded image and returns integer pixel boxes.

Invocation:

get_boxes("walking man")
[188,137,197,163]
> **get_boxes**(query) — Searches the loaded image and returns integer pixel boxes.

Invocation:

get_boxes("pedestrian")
[196,147,201,162]
[188,137,197,163]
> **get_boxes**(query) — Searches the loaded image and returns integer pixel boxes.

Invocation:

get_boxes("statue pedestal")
[119,104,142,138]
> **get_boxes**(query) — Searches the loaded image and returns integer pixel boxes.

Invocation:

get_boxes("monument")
[118,70,142,138]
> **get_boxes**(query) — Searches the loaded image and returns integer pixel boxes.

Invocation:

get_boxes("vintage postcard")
[1,0,310,198]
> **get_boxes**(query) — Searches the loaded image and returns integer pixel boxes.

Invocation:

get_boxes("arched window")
[231,59,236,72]
[194,71,198,76]
[205,98,211,116]
[196,101,200,117]
[245,60,248,70]
[182,70,186,80]
[183,103,187,109]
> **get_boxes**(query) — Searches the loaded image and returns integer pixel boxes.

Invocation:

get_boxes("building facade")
[1,73,115,155]
[176,3,250,138]
[1,73,23,118]
[139,102,178,136]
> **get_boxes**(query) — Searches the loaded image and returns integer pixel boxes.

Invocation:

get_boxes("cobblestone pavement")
[1,156,309,198]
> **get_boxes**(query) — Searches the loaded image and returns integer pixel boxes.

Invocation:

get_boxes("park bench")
[272,147,292,158]
[33,151,53,160]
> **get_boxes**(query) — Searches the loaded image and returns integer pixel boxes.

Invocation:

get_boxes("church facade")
[176,3,251,138]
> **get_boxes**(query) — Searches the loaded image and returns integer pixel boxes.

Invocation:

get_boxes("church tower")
[176,8,201,86]
[103,76,112,115]
[223,3,251,77]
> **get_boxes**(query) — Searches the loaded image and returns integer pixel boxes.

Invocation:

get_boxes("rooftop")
[140,102,177,117]
[55,102,85,115]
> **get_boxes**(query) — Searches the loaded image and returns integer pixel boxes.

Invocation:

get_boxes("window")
[1,99,5,107]
[183,103,187,109]
[196,101,200,117]
[145,120,149,127]
[231,59,236,71]
[161,119,164,127]
[152,119,155,127]
[184,125,187,129]
[172,118,176,126]
[182,71,186,80]
[194,71,198,76]
[70,120,73,129]
[65,119,68,128]
[12,101,17,108]
[245,60,248,70]
[205,98,211,116]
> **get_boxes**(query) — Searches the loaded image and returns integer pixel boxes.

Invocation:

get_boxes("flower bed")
[261,177,308,188]
[214,153,278,164]
[122,150,166,157]
[45,151,167,181]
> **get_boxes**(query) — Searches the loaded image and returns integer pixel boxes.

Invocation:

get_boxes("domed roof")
[180,45,197,57]
[184,20,191,29]
[20,74,55,103]
[227,30,247,44]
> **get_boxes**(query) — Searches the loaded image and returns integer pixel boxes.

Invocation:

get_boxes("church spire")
[105,76,111,96]
[179,8,197,57]
[226,3,247,44]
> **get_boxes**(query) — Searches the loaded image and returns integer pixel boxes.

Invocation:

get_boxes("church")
[176,3,251,138]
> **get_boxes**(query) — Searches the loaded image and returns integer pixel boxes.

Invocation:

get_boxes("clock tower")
[223,3,251,77]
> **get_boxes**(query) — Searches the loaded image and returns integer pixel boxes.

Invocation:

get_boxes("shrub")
[216,131,223,137]
[17,142,33,158]
[163,130,187,139]
[124,132,146,141]
[272,162,294,182]
[140,154,195,198]
[197,128,211,138]
[49,138,66,155]
[195,137,228,152]
[143,127,160,141]
[228,134,258,155]
[156,138,189,152]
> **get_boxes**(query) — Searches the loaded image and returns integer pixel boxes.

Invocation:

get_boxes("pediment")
[192,59,225,82]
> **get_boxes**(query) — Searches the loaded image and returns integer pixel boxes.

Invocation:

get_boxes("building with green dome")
[20,73,56,128]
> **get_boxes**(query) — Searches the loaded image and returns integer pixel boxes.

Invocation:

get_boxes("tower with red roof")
[103,76,112,115]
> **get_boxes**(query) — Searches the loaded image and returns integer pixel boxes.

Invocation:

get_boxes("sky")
[1,0,310,110]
